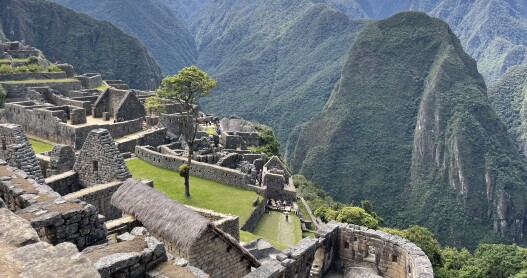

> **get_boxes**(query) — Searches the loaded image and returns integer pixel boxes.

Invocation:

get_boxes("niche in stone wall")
[93,160,99,172]
[2,139,5,151]
[365,245,376,263]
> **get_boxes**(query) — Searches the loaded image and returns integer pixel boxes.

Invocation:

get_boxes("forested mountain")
[288,11,527,248]
[49,0,197,75]
[488,65,527,158]
[0,0,162,89]
[190,0,367,143]
[323,0,527,83]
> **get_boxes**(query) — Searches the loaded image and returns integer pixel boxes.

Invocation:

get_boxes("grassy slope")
[193,0,366,145]
[290,11,527,248]
[241,211,302,250]
[0,0,162,89]
[126,158,258,224]
[49,0,197,75]
[29,139,54,153]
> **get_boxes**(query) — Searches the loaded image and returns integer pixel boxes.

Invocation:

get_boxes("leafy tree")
[0,85,6,108]
[472,244,527,277]
[250,124,280,157]
[361,200,383,223]
[336,206,379,229]
[156,66,216,197]
[144,96,165,116]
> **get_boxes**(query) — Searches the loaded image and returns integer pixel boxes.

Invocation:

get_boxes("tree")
[144,96,165,116]
[0,85,6,108]
[335,206,379,229]
[383,225,442,267]
[156,66,216,197]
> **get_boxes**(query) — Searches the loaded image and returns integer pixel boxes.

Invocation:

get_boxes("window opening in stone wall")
[354,236,357,241]
[392,254,398,262]
[408,266,411,273]
[2,139,5,151]
[93,161,99,171]
[344,241,350,249]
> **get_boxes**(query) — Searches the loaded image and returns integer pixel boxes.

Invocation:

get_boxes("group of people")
[267,198,291,210]
[113,117,125,123]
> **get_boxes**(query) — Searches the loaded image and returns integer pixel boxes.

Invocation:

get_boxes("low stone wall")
[116,128,167,153]
[64,181,123,221]
[0,71,67,81]
[136,146,251,189]
[1,80,82,99]
[246,222,434,278]
[82,230,167,278]
[75,73,102,89]
[45,170,80,196]
[48,93,92,115]
[241,199,265,232]
[189,205,240,241]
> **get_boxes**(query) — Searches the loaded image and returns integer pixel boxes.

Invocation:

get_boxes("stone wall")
[189,205,240,241]
[0,71,67,81]
[73,129,131,187]
[47,92,92,116]
[241,198,265,232]
[1,80,82,99]
[246,222,434,278]
[115,91,146,121]
[47,144,76,176]
[75,73,102,89]
[116,127,167,154]
[189,228,253,277]
[45,170,80,196]
[64,181,123,221]
[136,146,252,189]
[0,124,44,183]
[0,163,107,250]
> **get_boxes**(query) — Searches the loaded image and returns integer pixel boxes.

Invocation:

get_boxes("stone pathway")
[278,212,296,246]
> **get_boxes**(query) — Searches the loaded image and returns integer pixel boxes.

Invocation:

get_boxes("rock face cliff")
[489,65,527,158]
[289,11,527,247]
[0,0,162,89]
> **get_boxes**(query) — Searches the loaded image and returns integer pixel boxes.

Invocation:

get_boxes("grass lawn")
[1,78,78,84]
[126,158,259,224]
[29,139,54,153]
[204,126,217,135]
[0,58,30,64]
[245,211,302,250]
[94,82,108,91]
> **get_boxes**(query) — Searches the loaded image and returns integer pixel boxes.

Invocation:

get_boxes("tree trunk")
[185,145,193,198]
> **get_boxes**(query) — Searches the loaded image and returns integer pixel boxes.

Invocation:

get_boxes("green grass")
[302,231,315,238]
[249,211,302,250]
[297,199,314,224]
[204,126,218,135]
[125,158,259,224]
[29,139,54,153]
[94,81,108,91]
[1,78,78,84]
[0,58,30,63]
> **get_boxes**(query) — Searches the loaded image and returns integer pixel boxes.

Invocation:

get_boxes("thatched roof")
[111,179,210,251]
[111,179,261,267]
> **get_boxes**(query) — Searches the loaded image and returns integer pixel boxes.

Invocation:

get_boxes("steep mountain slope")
[289,11,527,247]
[0,0,162,89]
[190,0,367,143]
[323,0,527,84]
[158,0,208,24]
[488,65,527,157]
[49,0,197,75]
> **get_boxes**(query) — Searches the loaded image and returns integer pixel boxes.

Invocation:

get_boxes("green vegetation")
[250,211,302,250]
[0,0,162,89]
[0,85,6,108]
[144,96,165,116]
[289,12,527,248]
[50,0,197,74]
[204,126,217,135]
[1,79,79,84]
[156,66,216,197]
[29,139,54,153]
[249,124,280,157]
[0,58,30,64]
[125,158,258,224]
[94,82,108,91]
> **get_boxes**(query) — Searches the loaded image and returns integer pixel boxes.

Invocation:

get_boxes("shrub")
[48,64,62,72]
[28,56,39,64]
[178,163,189,178]
[0,85,6,108]
[336,206,379,229]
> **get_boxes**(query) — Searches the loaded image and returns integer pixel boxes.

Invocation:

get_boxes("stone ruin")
[0,41,40,59]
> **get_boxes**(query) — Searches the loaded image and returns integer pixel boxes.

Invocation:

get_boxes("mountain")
[288,11,527,248]
[322,0,527,84]
[158,0,208,25]
[488,65,527,158]
[0,0,162,89]
[189,0,367,143]
[49,0,197,75]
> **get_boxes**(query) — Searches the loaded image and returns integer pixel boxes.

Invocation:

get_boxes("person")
[256,171,262,186]
[285,212,289,222]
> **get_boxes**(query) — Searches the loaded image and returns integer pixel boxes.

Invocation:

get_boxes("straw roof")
[111,179,210,251]
[111,179,261,267]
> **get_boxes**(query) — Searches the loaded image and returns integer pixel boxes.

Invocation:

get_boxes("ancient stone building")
[0,124,44,183]
[111,179,261,277]
[93,88,146,121]
[47,144,76,177]
[73,128,131,187]
[262,156,296,202]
